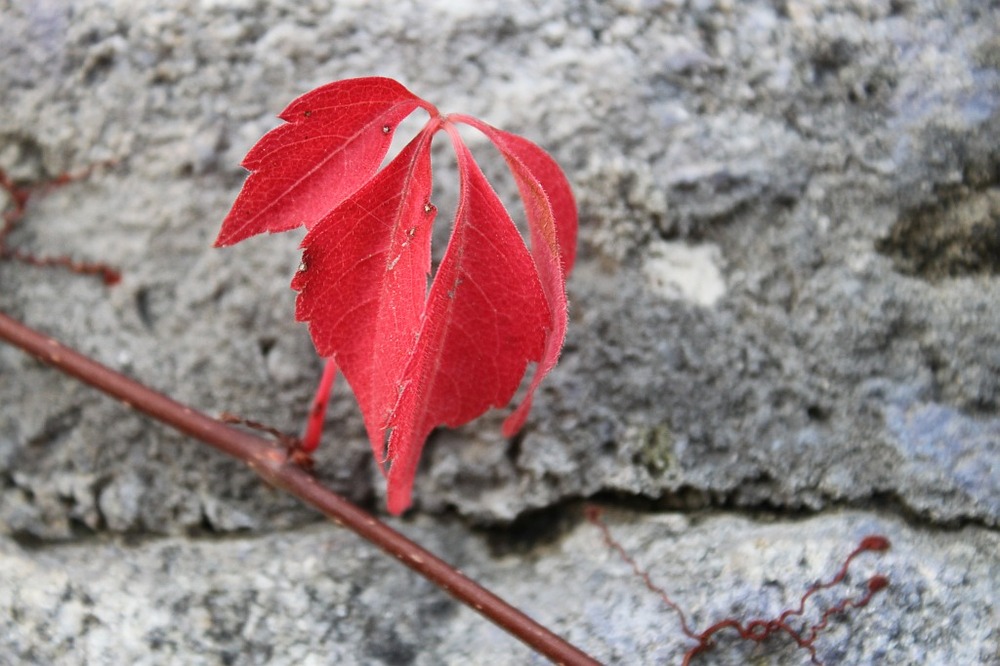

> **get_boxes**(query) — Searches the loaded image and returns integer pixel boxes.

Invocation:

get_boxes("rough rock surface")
[1,0,997,663]
[2,510,996,665]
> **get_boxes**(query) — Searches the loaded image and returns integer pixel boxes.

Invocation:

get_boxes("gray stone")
[0,511,995,665]
[1,0,997,662]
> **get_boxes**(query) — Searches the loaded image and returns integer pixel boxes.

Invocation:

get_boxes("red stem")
[0,310,600,666]
[1,167,121,285]
[301,357,337,452]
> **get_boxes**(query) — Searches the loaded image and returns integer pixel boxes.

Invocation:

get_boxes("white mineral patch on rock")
[642,239,726,306]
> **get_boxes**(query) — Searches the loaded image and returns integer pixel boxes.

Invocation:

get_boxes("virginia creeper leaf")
[382,131,550,513]
[215,78,425,246]
[457,117,577,273]
[293,125,437,464]
[454,116,578,436]
[216,77,577,514]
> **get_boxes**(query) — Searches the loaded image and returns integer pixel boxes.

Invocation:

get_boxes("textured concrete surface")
[1,0,998,663]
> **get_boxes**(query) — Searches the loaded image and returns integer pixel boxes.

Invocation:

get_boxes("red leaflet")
[453,116,577,437]
[215,78,428,246]
[216,77,577,514]
[293,126,438,464]
[381,127,550,513]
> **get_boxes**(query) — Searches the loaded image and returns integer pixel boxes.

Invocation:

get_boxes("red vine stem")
[0,167,121,285]
[586,506,890,666]
[0,310,600,666]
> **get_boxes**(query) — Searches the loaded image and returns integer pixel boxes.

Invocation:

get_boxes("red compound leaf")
[217,78,577,514]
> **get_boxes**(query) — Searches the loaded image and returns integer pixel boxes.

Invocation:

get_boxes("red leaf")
[215,78,428,246]
[453,116,578,436]
[216,78,577,514]
[457,117,577,273]
[382,129,550,513]
[293,125,437,464]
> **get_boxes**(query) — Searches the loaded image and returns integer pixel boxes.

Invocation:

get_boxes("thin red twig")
[0,166,120,285]
[0,311,600,666]
[586,506,890,665]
